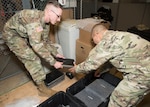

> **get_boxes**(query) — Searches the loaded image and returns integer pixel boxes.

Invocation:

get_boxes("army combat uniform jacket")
[2,10,58,84]
[75,30,150,107]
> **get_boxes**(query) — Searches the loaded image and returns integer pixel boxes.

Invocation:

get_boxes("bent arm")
[26,22,57,65]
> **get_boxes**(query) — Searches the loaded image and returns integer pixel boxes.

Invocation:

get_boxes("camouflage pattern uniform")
[2,10,58,84]
[75,30,150,107]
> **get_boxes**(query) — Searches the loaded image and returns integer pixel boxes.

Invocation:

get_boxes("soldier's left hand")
[54,61,63,69]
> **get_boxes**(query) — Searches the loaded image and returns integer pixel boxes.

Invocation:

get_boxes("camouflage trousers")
[3,33,46,85]
[108,72,150,107]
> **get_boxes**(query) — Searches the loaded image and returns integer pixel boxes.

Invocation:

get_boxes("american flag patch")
[36,26,43,32]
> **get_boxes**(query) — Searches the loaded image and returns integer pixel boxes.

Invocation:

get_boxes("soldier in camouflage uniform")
[2,0,63,97]
[69,24,150,107]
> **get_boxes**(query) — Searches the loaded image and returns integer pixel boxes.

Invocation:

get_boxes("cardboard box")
[76,18,102,45]
[78,18,110,45]
[62,8,73,20]
[79,29,93,45]
[76,39,94,64]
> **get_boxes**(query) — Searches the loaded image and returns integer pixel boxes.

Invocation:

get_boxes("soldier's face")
[48,7,62,24]
[92,31,102,44]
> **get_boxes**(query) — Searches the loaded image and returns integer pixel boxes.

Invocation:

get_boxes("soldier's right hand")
[54,61,63,69]
[68,62,76,73]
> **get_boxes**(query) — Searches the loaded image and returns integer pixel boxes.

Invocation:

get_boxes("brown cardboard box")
[62,9,73,20]
[76,39,94,64]
[78,19,110,46]
[76,18,100,45]
[79,29,93,46]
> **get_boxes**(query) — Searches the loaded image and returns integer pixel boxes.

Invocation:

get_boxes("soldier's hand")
[94,69,101,77]
[56,54,65,58]
[54,61,63,69]
[68,62,76,73]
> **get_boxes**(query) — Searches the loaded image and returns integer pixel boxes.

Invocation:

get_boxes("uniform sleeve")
[75,44,112,73]
[75,36,124,74]
[25,22,56,65]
